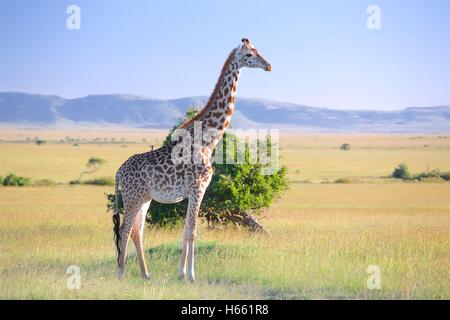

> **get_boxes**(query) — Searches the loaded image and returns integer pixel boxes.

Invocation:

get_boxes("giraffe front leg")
[180,193,203,283]
[179,231,188,280]
[186,235,196,283]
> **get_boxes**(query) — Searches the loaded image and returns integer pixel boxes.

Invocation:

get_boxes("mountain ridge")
[1,92,449,133]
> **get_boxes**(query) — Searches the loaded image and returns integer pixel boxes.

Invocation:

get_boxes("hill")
[1,92,449,132]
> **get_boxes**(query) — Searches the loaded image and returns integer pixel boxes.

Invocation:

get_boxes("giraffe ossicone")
[112,38,271,282]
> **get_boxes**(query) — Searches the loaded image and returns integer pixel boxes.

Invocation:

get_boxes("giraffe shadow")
[147,241,252,284]
[147,241,247,260]
[148,241,221,259]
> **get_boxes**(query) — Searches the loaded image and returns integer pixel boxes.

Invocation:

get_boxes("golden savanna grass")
[0,129,449,299]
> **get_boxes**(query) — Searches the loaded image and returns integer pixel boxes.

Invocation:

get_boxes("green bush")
[154,115,287,227]
[107,107,289,228]
[392,163,410,179]
[105,192,123,213]
[83,176,114,186]
[162,106,200,146]
[0,176,3,185]
[2,173,31,186]
[149,200,188,228]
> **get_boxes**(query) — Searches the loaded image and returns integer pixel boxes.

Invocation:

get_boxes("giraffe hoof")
[141,273,151,281]
[179,269,187,281]
[118,271,125,281]
[179,274,187,281]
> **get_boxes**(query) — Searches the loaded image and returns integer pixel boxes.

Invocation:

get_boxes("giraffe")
[113,38,271,282]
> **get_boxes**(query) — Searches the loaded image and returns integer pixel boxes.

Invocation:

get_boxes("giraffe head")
[237,38,272,72]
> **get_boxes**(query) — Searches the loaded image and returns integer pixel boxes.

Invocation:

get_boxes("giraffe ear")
[241,38,250,45]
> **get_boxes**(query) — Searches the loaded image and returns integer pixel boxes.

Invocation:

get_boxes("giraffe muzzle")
[265,64,272,72]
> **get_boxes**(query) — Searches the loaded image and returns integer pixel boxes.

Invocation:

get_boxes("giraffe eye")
[246,53,252,57]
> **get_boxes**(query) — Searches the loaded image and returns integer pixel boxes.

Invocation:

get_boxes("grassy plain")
[0,129,449,299]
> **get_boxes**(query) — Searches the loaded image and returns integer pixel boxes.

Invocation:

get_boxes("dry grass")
[0,131,449,299]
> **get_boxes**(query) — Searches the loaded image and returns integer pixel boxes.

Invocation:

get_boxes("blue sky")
[1,0,449,110]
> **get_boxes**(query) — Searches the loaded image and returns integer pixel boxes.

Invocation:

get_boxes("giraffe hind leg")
[118,200,141,280]
[131,200,151,280]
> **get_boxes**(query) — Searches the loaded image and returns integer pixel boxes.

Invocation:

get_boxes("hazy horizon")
[2,90,450,112]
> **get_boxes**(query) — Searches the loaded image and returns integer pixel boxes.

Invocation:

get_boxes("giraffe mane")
[179,48,238,129]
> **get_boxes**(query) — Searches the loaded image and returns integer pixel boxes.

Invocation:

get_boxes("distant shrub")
[83,177,114,186]
[78,157,107,180]
[0,176,3,185]
[392,163,450,182]
[35,139,46,145]
[334,178,353,183]
[2,173,31,186]
[69,180,81,185]
[412,169,440,181]
[392,163,410,179]
[440,172,450,181]
[73,143,79,147]
[33,179,56,186]
[340,143,351,151]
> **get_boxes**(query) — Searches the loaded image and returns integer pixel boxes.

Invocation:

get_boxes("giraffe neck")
[180,48,241,150]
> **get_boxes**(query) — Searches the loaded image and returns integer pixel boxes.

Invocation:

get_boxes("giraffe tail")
[112,171,121,267]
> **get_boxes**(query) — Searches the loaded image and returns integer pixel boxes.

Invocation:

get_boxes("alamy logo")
[66,5,81,30]
[367,5,381,30]
[66,265,81,290]
[366,265,382,290]
[170,123,280,175]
